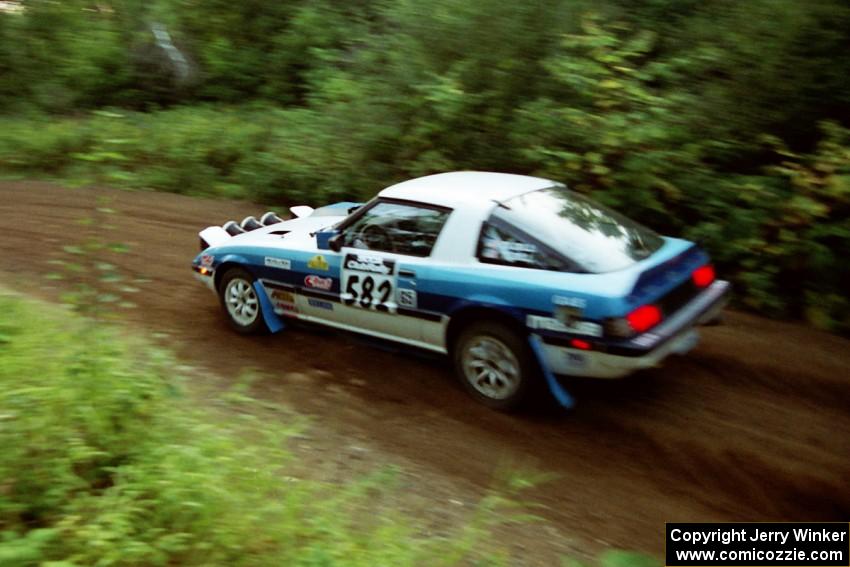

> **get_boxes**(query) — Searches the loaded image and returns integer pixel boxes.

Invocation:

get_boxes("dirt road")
[2,181,848,561]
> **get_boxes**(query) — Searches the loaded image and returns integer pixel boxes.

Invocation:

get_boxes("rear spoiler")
[630,244,708,301]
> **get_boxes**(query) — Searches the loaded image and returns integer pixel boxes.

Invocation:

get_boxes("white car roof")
[378,171,556,209]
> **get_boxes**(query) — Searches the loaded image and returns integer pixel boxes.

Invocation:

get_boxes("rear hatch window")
[495,186,664,273]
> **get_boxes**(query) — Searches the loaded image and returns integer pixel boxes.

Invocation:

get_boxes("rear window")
[493,186,664,273]
[477,221,571,271]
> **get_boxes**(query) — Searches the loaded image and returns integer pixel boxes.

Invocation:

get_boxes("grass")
[0,106,379,207]
[0,290,526,566]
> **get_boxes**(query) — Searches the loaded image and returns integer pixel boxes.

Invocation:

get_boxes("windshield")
[494,186,664,273]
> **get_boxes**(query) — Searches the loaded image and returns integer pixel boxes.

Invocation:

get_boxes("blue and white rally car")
[192,172,729,410]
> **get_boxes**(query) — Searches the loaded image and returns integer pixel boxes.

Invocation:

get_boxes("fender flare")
[212,253,255,292]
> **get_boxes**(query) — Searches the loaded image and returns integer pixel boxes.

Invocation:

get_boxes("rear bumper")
[542,279,731,378]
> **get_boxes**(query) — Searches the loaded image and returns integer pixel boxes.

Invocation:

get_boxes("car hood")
[219,214,346,251]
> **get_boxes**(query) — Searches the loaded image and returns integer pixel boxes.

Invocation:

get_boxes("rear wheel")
[218,267,267,334]
[453,321,537,411]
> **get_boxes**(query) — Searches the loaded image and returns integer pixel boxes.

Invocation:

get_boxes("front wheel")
[453,321,537,411]
[218,267,267,334]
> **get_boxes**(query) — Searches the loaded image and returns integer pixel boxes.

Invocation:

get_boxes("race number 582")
[342,253,396,312]
[343,273,393,311]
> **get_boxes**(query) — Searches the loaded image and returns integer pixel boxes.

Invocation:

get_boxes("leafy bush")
[0,106,372,204]
[0,292,519,565]
[684,123,850,331]
[512,14,704,228]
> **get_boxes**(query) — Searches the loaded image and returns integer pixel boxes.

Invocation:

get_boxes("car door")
[330,199,451,343]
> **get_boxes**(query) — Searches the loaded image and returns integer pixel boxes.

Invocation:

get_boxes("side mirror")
[315,229,342,251]
[328,233,344,252]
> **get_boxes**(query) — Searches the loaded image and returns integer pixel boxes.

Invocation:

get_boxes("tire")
[452,321,538,411]
[218,267,267,335]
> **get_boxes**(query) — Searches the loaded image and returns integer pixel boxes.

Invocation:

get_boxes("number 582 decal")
[342,253,396,312]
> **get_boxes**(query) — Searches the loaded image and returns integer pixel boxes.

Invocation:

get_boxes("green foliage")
[0,106,373,204]
[599,550,660,567]
[669,0,850,158]
[513,14,703,226]
[0,292,519,565]
[323,0,577,175]
[562,549,660,567]
[685,123,850,331]
[0,1,136,112]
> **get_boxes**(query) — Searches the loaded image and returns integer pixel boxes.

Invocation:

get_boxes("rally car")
[192,172,729,410]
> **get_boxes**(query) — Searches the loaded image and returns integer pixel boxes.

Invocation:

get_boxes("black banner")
[666,523,849,566]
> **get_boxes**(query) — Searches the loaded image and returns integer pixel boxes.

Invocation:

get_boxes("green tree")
[687,123,850,330]
[513,15,705,229]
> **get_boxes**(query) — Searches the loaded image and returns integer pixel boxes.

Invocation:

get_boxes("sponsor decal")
[200,254,214,267]
[270,290,295,303]
[481,237,536,263]
[304,275,333,290]
[552,296,587,326]
[555,304,583,326]
[307,254,329,271]
[526,315,603,337]
[397,288,417,309]
[264,256,291,270]
[270,289,297,313]
[480,245,500,260]
[342,253,396,311]
[496,241,537,264]
[344,253,394,275]
[552,295,586,309]
[274,302,298,313]
[307,298,334,311]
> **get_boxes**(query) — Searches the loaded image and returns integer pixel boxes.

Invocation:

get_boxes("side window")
[477,221,569,271]
[342,201,450,257]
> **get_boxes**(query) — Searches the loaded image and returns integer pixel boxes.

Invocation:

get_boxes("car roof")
[378,171,556,209]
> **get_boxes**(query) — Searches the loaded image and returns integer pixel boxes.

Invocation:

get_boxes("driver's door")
[330,200,450,342]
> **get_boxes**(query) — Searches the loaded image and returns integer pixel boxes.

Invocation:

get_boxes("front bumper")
[192,264,216,291]
[542,279,731,379]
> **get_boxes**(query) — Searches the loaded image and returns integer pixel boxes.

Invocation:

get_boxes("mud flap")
[528,334,574,410]
[252,281,286,334]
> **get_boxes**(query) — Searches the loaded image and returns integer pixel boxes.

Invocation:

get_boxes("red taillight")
[570,338,592,350]
[692,264,715,288]
[626,305,662,333]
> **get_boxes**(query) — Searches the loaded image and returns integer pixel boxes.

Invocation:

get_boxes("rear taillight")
[605,304,663,338]
[692,264,715,288]
[626,304,662,334]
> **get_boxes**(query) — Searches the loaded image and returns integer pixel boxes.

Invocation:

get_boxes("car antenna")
[492,199,512,210]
